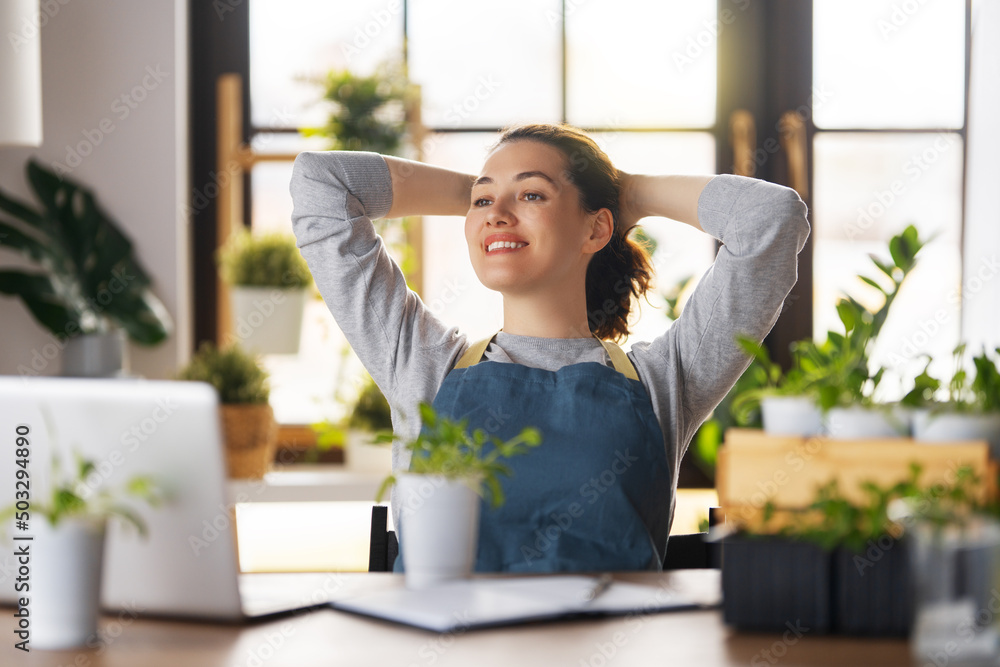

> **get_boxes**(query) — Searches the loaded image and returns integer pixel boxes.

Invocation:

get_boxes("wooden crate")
[716,428,995,529]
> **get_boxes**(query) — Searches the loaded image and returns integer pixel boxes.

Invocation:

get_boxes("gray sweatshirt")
[290,151,810,535]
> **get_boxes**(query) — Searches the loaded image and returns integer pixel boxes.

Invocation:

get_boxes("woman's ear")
[584,208,614,254]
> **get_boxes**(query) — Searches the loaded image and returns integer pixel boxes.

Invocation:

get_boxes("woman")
[290,123,809,572]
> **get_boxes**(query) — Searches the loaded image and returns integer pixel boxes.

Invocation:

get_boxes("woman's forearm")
[620,173,715,232]
[383,155,474,219]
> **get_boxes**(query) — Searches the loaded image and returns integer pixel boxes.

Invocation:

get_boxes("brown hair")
[488,123,655,343]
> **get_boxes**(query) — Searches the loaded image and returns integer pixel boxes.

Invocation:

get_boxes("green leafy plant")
[375,402,542,509]
[0,159,172,344]
[311,375,394,459]
[217,229,312,289]
[1,449,163,537]
[177,342,270,404]
[901,345,1000,413]
[745,462,986,552]
[302,62,409,155]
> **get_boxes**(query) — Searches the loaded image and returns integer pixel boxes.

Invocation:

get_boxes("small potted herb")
[375,402,542,589]
[217,229,312,355]
[731,334,823,437]
[908,344,1000,456]
[177,342,275,478]
[312,374,395,471]
[1,450,161,650]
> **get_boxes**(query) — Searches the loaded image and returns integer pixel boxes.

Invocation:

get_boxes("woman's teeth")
[487,241,527,253]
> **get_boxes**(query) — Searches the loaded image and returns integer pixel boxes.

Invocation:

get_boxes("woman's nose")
[486,199,512,226]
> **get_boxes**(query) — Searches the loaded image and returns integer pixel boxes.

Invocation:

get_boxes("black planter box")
[833,537,913,636]
[722,535,831,634]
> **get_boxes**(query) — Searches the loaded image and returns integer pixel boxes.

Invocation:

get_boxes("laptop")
[0,375,343,621]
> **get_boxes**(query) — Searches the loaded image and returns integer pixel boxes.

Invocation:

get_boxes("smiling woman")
[289,121,809,573]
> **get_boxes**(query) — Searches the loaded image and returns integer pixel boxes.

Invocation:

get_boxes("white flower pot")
[825,405,909,439]
[344,430,393,474]
[395,473,481,590]
[229,286,306,355]
[760,395,823,437]
[31,516,106,650]
[912,409,1000,455]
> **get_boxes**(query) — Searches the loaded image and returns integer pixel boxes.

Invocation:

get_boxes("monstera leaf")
[0,160,171,345]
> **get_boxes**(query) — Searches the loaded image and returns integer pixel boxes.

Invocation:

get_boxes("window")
[245,0,719,425]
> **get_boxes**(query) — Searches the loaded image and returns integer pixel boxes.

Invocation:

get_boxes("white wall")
[0,0,189,379]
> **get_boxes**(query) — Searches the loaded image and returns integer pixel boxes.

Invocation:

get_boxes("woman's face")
[465,140,608,295]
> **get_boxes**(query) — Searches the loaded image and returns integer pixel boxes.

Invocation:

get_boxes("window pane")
[408,0,561,127]
[420,133,505,342]
[813,0,965,129]
[567,0,716,128]
[813,132,964,398]
[250,0,404,128]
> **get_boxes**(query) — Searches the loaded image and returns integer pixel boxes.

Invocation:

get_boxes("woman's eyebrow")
[473,171,557,188]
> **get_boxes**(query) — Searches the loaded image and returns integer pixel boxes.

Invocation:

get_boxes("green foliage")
[0,449,163,537]
[302,62,409,155]
[348,376,393,432]
[901,345,1000,413]
[901,355,942,409]
[750,463,986,553]
[730,334,823,424]
[375,402,542,509]
[177,342,270,404]
[0,159,172,344]
[731,224,927,417]
[217,229,312,288]
[972,347,1000,413]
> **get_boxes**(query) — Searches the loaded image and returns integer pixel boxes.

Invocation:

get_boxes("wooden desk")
[1,571,915,666]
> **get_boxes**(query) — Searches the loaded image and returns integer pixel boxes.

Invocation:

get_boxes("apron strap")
[453,329,639,381]
[453,332,497,369]
[595,337,640,382]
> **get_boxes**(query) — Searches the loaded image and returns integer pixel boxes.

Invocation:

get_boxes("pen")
[582,573,614,602]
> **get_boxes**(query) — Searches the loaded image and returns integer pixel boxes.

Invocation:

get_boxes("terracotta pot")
[219,403,277,479]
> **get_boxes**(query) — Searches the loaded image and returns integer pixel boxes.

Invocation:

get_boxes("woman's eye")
[474,197,491,207]
[524,192,543,201]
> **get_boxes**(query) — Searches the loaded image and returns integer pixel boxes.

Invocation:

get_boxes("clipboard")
[328,575,715,633]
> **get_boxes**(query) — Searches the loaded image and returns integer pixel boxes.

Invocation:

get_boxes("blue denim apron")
[393,331,672,573]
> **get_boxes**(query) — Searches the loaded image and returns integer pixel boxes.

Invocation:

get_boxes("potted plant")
[817,225,928,438]
[908,345,1000,456]
[177,342,276,479]
[0,450,161,650]
[217,229,312,355]
[313,374,394,472]
[731,334,823,436]
[375,402,542,589]
[723,464,955,636]
[0,159,172,377]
